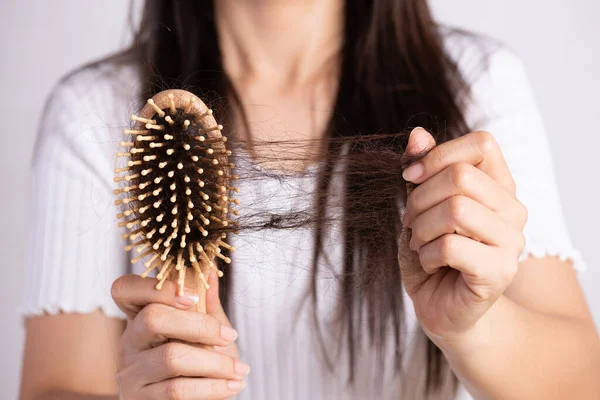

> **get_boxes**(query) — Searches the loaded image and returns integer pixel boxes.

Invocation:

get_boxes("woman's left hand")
[399,127,528,344]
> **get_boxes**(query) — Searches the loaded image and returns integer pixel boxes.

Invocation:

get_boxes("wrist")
[426,296,509,357]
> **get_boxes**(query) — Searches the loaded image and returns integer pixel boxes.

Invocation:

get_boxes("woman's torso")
[25,32,552,400]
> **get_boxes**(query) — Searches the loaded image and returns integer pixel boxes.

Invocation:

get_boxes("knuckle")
[474,130,497,153]
[449,163,473,191]
[508,177,517,194]
[476,286,495,301]
[165,378,185,400]
[220,354,235,374]
[196,312,210,334]
[409,225,422,246]
[139,303,165,334]
[418,252,434,274]
[111,276,127,302]
[447,196,470,227]
[516,232,527,253]
[518,202,529,226]
[438,235,456,263]
[405,191,418,215]
[430,146,447,166]
[503,261,519,287]
[209,379,226,394]
[196,312,219,339]
[161,343,181,373]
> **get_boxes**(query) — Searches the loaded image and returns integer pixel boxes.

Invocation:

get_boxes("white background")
[2,1,598,398]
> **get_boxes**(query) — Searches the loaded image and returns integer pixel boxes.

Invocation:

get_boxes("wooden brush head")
[114,89,239,296]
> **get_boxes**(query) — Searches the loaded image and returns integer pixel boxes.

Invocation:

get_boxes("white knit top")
[21,34,585,400]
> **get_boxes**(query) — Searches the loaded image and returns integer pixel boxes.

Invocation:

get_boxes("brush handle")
[176,267,207,312]
[168,267,212,349]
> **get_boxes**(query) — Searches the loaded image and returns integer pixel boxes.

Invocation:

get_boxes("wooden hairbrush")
[114,89,239,313]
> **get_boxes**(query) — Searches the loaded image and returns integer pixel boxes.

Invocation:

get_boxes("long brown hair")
[124,0,479,394]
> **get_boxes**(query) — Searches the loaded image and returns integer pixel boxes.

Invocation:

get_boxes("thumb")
[205,271,233,328]
[400,127,436,212]
[401,127,436,201]
[403,127,436,160]
[398,128,436,297]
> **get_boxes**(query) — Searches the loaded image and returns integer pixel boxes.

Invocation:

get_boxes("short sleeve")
[20,70,134,319]
[465,48,586,272]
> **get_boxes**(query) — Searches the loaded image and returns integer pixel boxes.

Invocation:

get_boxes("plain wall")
[1,1,598,398]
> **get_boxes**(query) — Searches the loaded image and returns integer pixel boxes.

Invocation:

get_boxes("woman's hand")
[111,273,249,399]
[399,127,528,344]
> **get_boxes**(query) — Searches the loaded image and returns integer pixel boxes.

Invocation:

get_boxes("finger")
[418,234,519,299]
[112,274,200,319]
[128,303,236,350]
[403,127,436,160]
[404,163,526,229]
[204,272,239,358]
[206,272,233,329]
[402,130,515,194]
[409,195,518,251]
[397,227,429,298]
[142,377,245,400]
[131,342,250,384]
[400,127,436,226]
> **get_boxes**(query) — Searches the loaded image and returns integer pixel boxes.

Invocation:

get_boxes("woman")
[19,1,600,399]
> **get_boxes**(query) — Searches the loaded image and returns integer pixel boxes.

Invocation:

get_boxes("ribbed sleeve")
[20,68,135,319]
[465,48,587,273]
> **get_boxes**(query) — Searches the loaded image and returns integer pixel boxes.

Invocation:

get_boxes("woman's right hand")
[111,273,249,399]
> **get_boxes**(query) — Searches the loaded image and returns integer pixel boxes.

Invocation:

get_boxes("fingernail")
[402,162,424,182]
[409,127,426,149]
[175,288,199,307]
[221,325,238,342]
[235,359,250,376]
[228,379,245,391]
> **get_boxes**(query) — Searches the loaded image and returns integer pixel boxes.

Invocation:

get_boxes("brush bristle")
[114,90,238,294]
